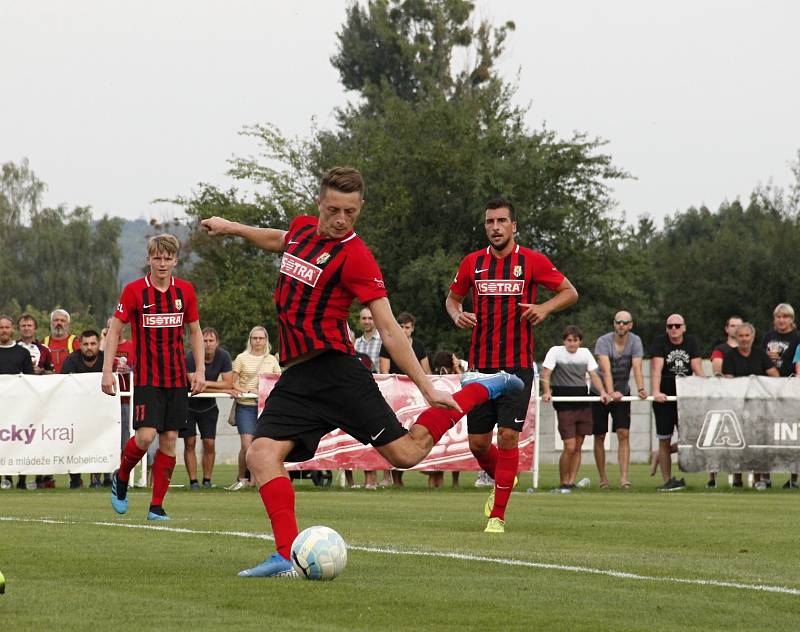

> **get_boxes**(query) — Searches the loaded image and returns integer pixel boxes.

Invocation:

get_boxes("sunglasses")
[666,323,684,329]
[614,320,631,325]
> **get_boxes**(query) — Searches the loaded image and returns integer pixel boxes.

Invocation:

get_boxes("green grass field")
[1,464,798,631]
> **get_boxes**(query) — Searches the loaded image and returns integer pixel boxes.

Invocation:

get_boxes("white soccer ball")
[291,525,347,580]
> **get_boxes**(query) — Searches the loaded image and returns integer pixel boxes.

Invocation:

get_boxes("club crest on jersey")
[174,298,183,311]
[315,252,331,266]
[475,279,525,295]
[143,313,184,328]
[281,252,322,287]
[513,265,523,278]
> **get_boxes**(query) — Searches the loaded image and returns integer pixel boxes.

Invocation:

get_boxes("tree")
[0,159,122,325]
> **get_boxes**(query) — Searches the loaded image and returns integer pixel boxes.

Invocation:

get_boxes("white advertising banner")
[677,375,800,472]
[0,374,120,475]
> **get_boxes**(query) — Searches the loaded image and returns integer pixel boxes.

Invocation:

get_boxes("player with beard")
[446,197,578,533]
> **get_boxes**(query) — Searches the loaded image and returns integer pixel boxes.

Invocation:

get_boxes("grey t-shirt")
[593,332,643,395]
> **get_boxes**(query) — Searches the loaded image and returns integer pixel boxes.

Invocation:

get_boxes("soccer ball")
[291,525,347,580]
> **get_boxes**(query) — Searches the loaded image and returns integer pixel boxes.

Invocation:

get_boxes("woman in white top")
[541,325,608,491]
[227,326,281,490]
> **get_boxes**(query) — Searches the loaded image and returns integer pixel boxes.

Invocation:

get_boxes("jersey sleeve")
[594,334,611,358]
[631,335,644,358]
[341,243,388,305]
[584,348,599,373]
[184,283,200,323]
[449,255,473,298]
[114,284,136,324]
[530,251,566,291]
[541,346,559,370]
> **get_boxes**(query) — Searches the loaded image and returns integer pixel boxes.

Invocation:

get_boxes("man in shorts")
[445,196,578,533]
[180,327,233,489]
[650,314,702,491]
[591,311,647,489]
[102,234,206,519]
[201,167,523,577]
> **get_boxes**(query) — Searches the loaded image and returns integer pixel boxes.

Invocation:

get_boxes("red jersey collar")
[144,274,175,289]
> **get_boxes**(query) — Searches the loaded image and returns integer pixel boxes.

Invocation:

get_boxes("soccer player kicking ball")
[201,167,523,578]
[446,197,578,533]
[102,235,206,520]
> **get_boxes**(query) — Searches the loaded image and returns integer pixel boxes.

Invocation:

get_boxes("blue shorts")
[235,403,258,436]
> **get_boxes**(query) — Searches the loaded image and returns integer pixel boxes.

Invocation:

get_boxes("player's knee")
[497,427,519,448]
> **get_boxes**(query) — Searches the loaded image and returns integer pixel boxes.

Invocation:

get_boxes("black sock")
[189,479,198,485]
[114,472,129,500]
[148,504,166,516]
[202,478,211,484]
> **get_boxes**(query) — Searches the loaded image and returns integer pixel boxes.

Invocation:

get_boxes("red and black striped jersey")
[113,275,199,388]
[275,215,387,364]
[450,244,565,369]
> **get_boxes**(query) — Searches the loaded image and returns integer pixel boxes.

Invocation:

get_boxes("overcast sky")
[2,0,798,226]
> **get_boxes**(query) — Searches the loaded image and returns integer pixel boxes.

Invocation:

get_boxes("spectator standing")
[761,303,799,489]
[542,326,609,492]
[351,310,390,489]
[763,303,799,376]
[710,315,744,376]
[61,330,106,488]
[0,315,34,490]
[380,311,430,486]
[650,314,703,491]
[102,234,206,521]
[17,313,53,375]
[703,315,743,488]
[43,309,80,374]
[229,326,281,490]
[591,311,646,489]
[180,327,233,489]
[723,322,779,489]
[16,313,55,489]
[446,196,578,533]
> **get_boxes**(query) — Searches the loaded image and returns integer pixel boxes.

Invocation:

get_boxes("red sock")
[414,384,489,444]
[476,444,498,479]
[150,449,176,507]
[118,437,146,482]
[490,447,519,520]
[260,477,298,561]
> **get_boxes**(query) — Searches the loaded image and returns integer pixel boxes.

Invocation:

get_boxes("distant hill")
[118,219,190,287]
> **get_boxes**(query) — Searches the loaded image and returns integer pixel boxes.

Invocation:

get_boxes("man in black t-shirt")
[379,312,430,375]
[762,303,799,377]
[723,323,778,378]
[650,314,703,492]
[180,327,233,489]
[0,316,34,490]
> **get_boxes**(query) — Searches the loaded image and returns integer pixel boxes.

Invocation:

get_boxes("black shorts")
[179,406,219,440]
[133,386,189,433]
[592,401,632,434]
[255,351,408,463]
[467,368,534,435]
[653,401,678,439]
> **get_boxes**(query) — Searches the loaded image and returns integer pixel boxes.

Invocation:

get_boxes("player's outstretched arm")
[101,317,124,395]
[369,297,462,412]
[200,216,287,253]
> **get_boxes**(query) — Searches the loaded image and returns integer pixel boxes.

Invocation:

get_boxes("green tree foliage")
[646,194,800,351]
[0,159,122,326]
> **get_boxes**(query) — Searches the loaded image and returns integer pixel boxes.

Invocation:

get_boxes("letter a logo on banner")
[696,410,746,449]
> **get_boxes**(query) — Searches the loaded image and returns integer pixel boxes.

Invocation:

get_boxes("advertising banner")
[677,375,800,472]
[0,374,120,475]
[259,373,536,471]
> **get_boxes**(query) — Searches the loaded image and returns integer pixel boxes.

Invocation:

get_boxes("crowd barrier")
[2,374,797,489]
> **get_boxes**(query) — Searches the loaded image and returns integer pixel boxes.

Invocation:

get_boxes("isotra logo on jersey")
[475,279,525,295]
[142,313,184,328]
[280,252,322,287]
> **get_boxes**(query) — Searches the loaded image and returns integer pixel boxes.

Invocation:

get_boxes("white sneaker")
[0,479,11,490]
[226,479,249,491]
[474,471,495,488]
[26,481,38,490]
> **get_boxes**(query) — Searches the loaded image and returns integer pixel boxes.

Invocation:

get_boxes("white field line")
[2,515,798,597]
